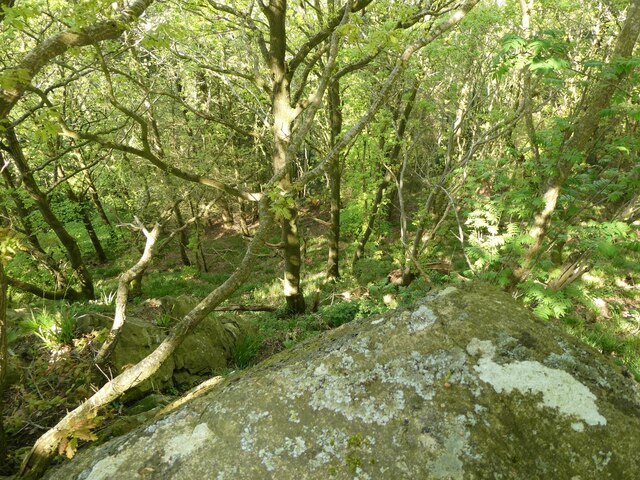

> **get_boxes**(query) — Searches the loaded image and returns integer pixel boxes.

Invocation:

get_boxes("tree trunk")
[6,276,83,302]
[1,163,68,287]
[96,224,161,364]
[0,260,7,470]
[219,197,234,228]
[352,83,418,269]
[326,80,342,281]
[352,170,391,268]
[396,147,416,286]
[265,0,305,314]
[238,200,250,236]
[89,186,112,227]
[281,208,305,313]
[129,273,144,298]
[80,205,108,263]
[513,0,640,283]
[520,0,540,166]
[5,128,94,299]
[189,200,208,273]
[65,186,108,264]
[18,200,274,480]
[83,169,115,238]
[173,204,192,267]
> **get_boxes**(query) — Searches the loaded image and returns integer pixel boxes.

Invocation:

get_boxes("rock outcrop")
[76,296,253,393]
[46,284,640,479]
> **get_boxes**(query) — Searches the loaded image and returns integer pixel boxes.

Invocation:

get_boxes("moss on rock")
[44,283,640,479]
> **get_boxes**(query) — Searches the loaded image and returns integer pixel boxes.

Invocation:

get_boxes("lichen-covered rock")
[173,318,235,376]
[44,284,640,479]
[98,395,174,441]
[109,317,175,397]
[75,302,254,394]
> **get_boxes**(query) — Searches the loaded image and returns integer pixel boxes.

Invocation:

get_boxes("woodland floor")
[2,215,639,475]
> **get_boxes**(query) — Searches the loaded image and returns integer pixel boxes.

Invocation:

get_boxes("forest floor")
[2,216,639,475]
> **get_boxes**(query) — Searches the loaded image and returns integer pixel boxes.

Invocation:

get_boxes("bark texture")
[4,129,94,299]
[18,201,274,480]
[0,261,7,470]
[514,0,640,283]
[326,80,343,281]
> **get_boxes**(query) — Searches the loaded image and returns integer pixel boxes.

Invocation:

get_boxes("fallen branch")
[18,198,274,480]
[154,376,224,418]
[95,222,161,364]
[548,250,592,292]
[5,276,83,302]
[213,304,277,312]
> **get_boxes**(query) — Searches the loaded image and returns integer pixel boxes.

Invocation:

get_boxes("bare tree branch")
[0,0,157,119]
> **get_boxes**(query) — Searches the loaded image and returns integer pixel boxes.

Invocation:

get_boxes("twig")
[25,421,49,431]
[26,368,45,401]
[213,304,276,312]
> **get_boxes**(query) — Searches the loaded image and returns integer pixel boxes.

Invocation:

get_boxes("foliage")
[1,0,639,475]
[319,301,361,328]
[522,283,575,320]
[230,335,264,369]
[54,414,102,460]
[20,309,76,349]
[0,229,20,264]
[155,314,173,329]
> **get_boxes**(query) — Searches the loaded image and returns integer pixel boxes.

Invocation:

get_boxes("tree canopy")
[1,0,639,477]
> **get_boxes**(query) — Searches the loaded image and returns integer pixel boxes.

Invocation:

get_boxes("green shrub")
[353,298,388,321]
[340,201,367,239]
[352,257,394,285]
[231,335,263,369]
[20,308,76,349]
[320,302,361,328]
[156,314,173,329]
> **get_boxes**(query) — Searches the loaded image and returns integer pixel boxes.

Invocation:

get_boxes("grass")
[230,335,264,368]
[561,312,640,382]
[3,207,639,476]
[20,308,76,349]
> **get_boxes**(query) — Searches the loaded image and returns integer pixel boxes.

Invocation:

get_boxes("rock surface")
[75,296,253,393]
[45,284,640,479]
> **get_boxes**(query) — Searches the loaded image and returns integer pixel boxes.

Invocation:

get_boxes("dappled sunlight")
[1,0,639,475]
[582,272,606,287]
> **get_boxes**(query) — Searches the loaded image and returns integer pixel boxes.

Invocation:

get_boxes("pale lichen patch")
[437,286,458,298]
[466,338,496,358]
[309,429,348,469]
[83,454,128,480]
[349,335,372,354]
[215,466,238,479]
[592,451,612,471]
[428,418,470,480]
[257,436,308,472]
[293,344,465,425]
[161,422,213,463]
[422,286,458,303]
[571,422,585,432]
[309,379,405,425]
[471,340,607,426]
[408,305,437,333]
[288,411,300,423]
[240,411,271,452]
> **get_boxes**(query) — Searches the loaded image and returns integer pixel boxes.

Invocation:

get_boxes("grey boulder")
[45,283,640,479]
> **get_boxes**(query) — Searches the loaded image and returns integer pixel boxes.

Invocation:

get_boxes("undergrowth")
[2,214,638,475]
